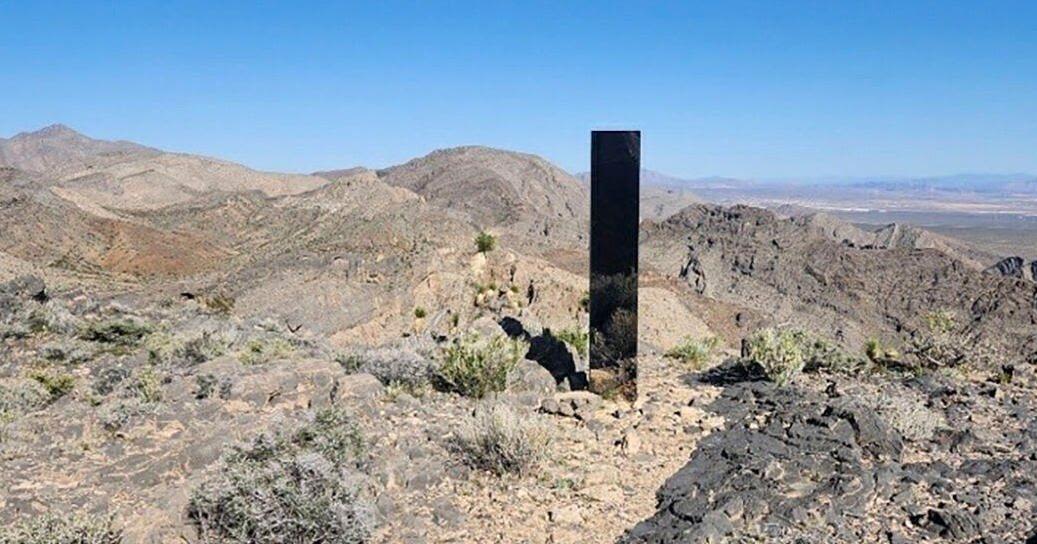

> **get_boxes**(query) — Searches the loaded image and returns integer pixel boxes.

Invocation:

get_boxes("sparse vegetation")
[666,336,720,370]
[27,368,76,401]
[475,231,497,253]
[354,347,435,393]
[98,398,153,433]
[195,373,231,400]
[202,293,236,316]
[451,402,550,476]
[0,513,122,544]
[867,393,946,442]
[906,310,999,371]
[436,333,528,399]
[92,366,130,396]
[148,331,229,367]
[553,327,589,358]
[414,306,428,319]
[188,407,372,543]
[743,328,807,386]
[238,337,294,365]
[131,365,164,404]
[864,338,900,366]
[80,318,152,346]
[744,327,866,385]
[0,379,50,433]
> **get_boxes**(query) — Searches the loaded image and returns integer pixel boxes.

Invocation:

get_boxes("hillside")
[642,204,1037,357]
[378,146,589,248]
[1,125,329,211]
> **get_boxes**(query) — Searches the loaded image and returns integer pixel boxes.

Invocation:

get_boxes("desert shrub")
[666,336,720,370]
[0,379,50,431]
[801,335,867,374]
[195,374,232,400]
[866,393,946,442]
[354,348,435,392]
[80,318,152,346]
[335,353,364,373]
[413,307,427,319]
[188,407,372,543]
[15,304,78,338]
[40,342,91,365]
[906,310,998,370]
[292,407,366,468]
[130,366,164,404]
[475,231,497,253]
[92,366,130,396]
[864,338,900,364]
[148,331,229,367]
[202,293,236,316]
[436,334,528,399]
[743,328,807,386]
[451,402,551,476]
[98,398,154,433]
[0,513,122,544]
[744,327,866,384]
[553,327,589,358]
[238,337,294,365]
[27,368,76,401]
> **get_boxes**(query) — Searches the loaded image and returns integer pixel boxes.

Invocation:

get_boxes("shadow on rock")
[499,316,586,390]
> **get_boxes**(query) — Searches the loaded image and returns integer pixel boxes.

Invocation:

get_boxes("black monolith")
[589,130,639,401]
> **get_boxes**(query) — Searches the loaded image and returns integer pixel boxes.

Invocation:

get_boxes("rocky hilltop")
[1,126,1035,543]
[642,204,1037,360]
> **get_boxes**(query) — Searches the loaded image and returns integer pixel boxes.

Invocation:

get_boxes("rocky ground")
[3,275,1036,543]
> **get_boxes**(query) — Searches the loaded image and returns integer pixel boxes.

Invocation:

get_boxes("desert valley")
[1,125,1036,543]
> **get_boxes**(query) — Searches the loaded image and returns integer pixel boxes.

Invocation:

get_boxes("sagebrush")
[0,513,122,544]
[451,402,551,476]
[353,347,435,392]
[188,407,372,543]
[666,336,720,370]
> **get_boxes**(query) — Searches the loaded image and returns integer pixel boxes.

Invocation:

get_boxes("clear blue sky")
[2,1,1036,179]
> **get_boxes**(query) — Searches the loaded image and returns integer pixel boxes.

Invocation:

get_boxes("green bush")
[414,306,428,319]
[436,334,528,399]
[475,231,497,253]
[27,369,76,401]
[743,328,807,386]
[553,327,589,358]
[0,513,122,544]
[80,318,152,346]
[188,407,371,543]
[451,402,551,476]
[744,327,866,385]
[131,366,163,404]
[148,331,228,367]
[665,336,720,370]
[238,337,294,365]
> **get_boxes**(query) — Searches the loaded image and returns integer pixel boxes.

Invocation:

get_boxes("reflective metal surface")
[589,130,639,401]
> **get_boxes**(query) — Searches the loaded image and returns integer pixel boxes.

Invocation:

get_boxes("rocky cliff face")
[642,204,1037,361]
